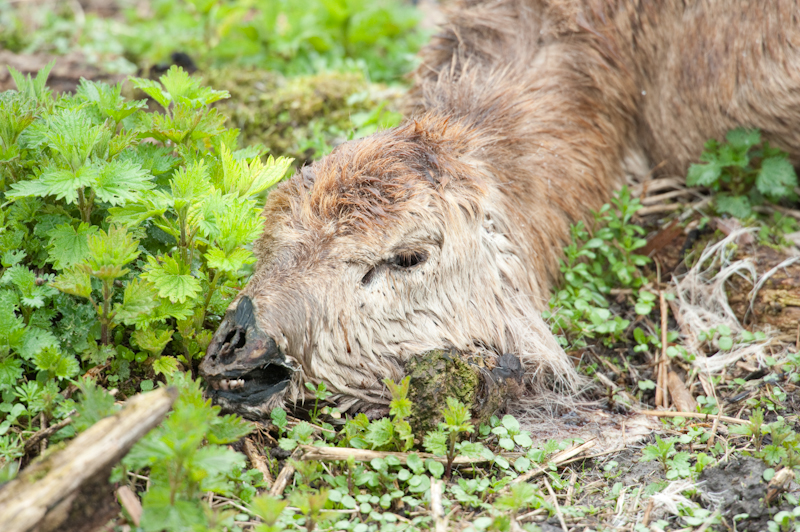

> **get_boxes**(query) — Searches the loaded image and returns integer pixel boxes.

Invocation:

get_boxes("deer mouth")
[205,364,292,405]
[200,295,295,415]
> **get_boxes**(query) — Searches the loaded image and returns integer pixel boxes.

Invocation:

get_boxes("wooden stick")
[566,470,577,506]
[637,409,748,425]
[430,478,447,532]
[0,387,177,532]
[510,440,597,486]
[269,451,299,497]
[637,203,683,216]
[243,437,274,489]
[117,485,143,526]
[299,445,490,465]
[667,372,697,413]
[23,413,75,452]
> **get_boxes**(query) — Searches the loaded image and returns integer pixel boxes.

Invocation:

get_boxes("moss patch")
[202,67,405,166]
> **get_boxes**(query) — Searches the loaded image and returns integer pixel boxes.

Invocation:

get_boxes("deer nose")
[202,295,275,369]
[200,296,293,411]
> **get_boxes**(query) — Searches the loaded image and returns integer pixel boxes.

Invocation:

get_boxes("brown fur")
[207,0,800,416]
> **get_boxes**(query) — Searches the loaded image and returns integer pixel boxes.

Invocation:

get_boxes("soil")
[698,456,774,531]
[0,50,125,94]
[727,244,800,336]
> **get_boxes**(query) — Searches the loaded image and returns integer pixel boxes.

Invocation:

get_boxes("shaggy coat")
[206,0,800,416]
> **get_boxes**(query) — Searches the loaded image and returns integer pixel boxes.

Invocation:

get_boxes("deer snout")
[200,295,293,410]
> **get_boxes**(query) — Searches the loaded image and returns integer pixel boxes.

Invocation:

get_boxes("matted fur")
[217,0,800,415]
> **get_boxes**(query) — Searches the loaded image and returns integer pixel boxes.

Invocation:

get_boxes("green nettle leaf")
[131,66,230,109]
[218,144,291,198]
[686,161,722,187]
[193,445,246,481]
[129,78,172,110]
[118,144,180,176]
[33,346,80,379]
[40,108,109,168]
[107,190,170,227]
[1,265,57,309]
[725,128,761,151]
[204,247,254,273]
[47,223,98,270]
[385,376,412,420]
[715,195,752,218]
[8,164,97,204]
[52,269,92,299]
[133,327,174,356]
[143,254,201,303]
[423,430,448,456]
[159,66,231,108]
[1,250,26,268]
[152,356,180,376]
[756,156,797,199]
[92,158,154,206]
[76,78,147,124]
[207,414,253,445]
[114,279,159,325]
[364,418,394,449]
[18,327,59,360]
[170,161,212,211]
[0,357,24,390]
[83,226,140,281]
[8,60,54,103]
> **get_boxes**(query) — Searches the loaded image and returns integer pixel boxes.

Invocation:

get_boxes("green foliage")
[544,187,653,348]
[120,374,254,532]
[0,65,290,465]
[423,397,475,479]
[340,377,414,452]
[687,128,798,218]
[2,0,425,84]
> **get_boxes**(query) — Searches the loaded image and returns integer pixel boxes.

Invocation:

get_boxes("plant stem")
[77,187,91,224]
[446,432,456,480]
[100,279,112,345]
[178,210,189,266]
[194,269,221,330]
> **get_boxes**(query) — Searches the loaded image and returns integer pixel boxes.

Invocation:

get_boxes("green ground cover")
[1,2,799,531]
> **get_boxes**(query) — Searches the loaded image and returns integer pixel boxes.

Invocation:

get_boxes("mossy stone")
[405,348,481,434]
[405,349,524,434]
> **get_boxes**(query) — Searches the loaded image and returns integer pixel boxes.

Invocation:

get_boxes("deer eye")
[390,251,428,269]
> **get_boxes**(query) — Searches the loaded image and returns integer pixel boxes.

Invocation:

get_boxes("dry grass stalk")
[657,290,670,408]
[637,409,748,425]
[299,445,488,465]
[509,439,597,486]
[543,476,568,532]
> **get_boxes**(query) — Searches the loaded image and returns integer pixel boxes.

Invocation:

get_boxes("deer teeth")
[217,378,245,391]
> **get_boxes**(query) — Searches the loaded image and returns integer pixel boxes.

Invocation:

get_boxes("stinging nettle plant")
[687,127,798,219]
[0,64,291,461]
